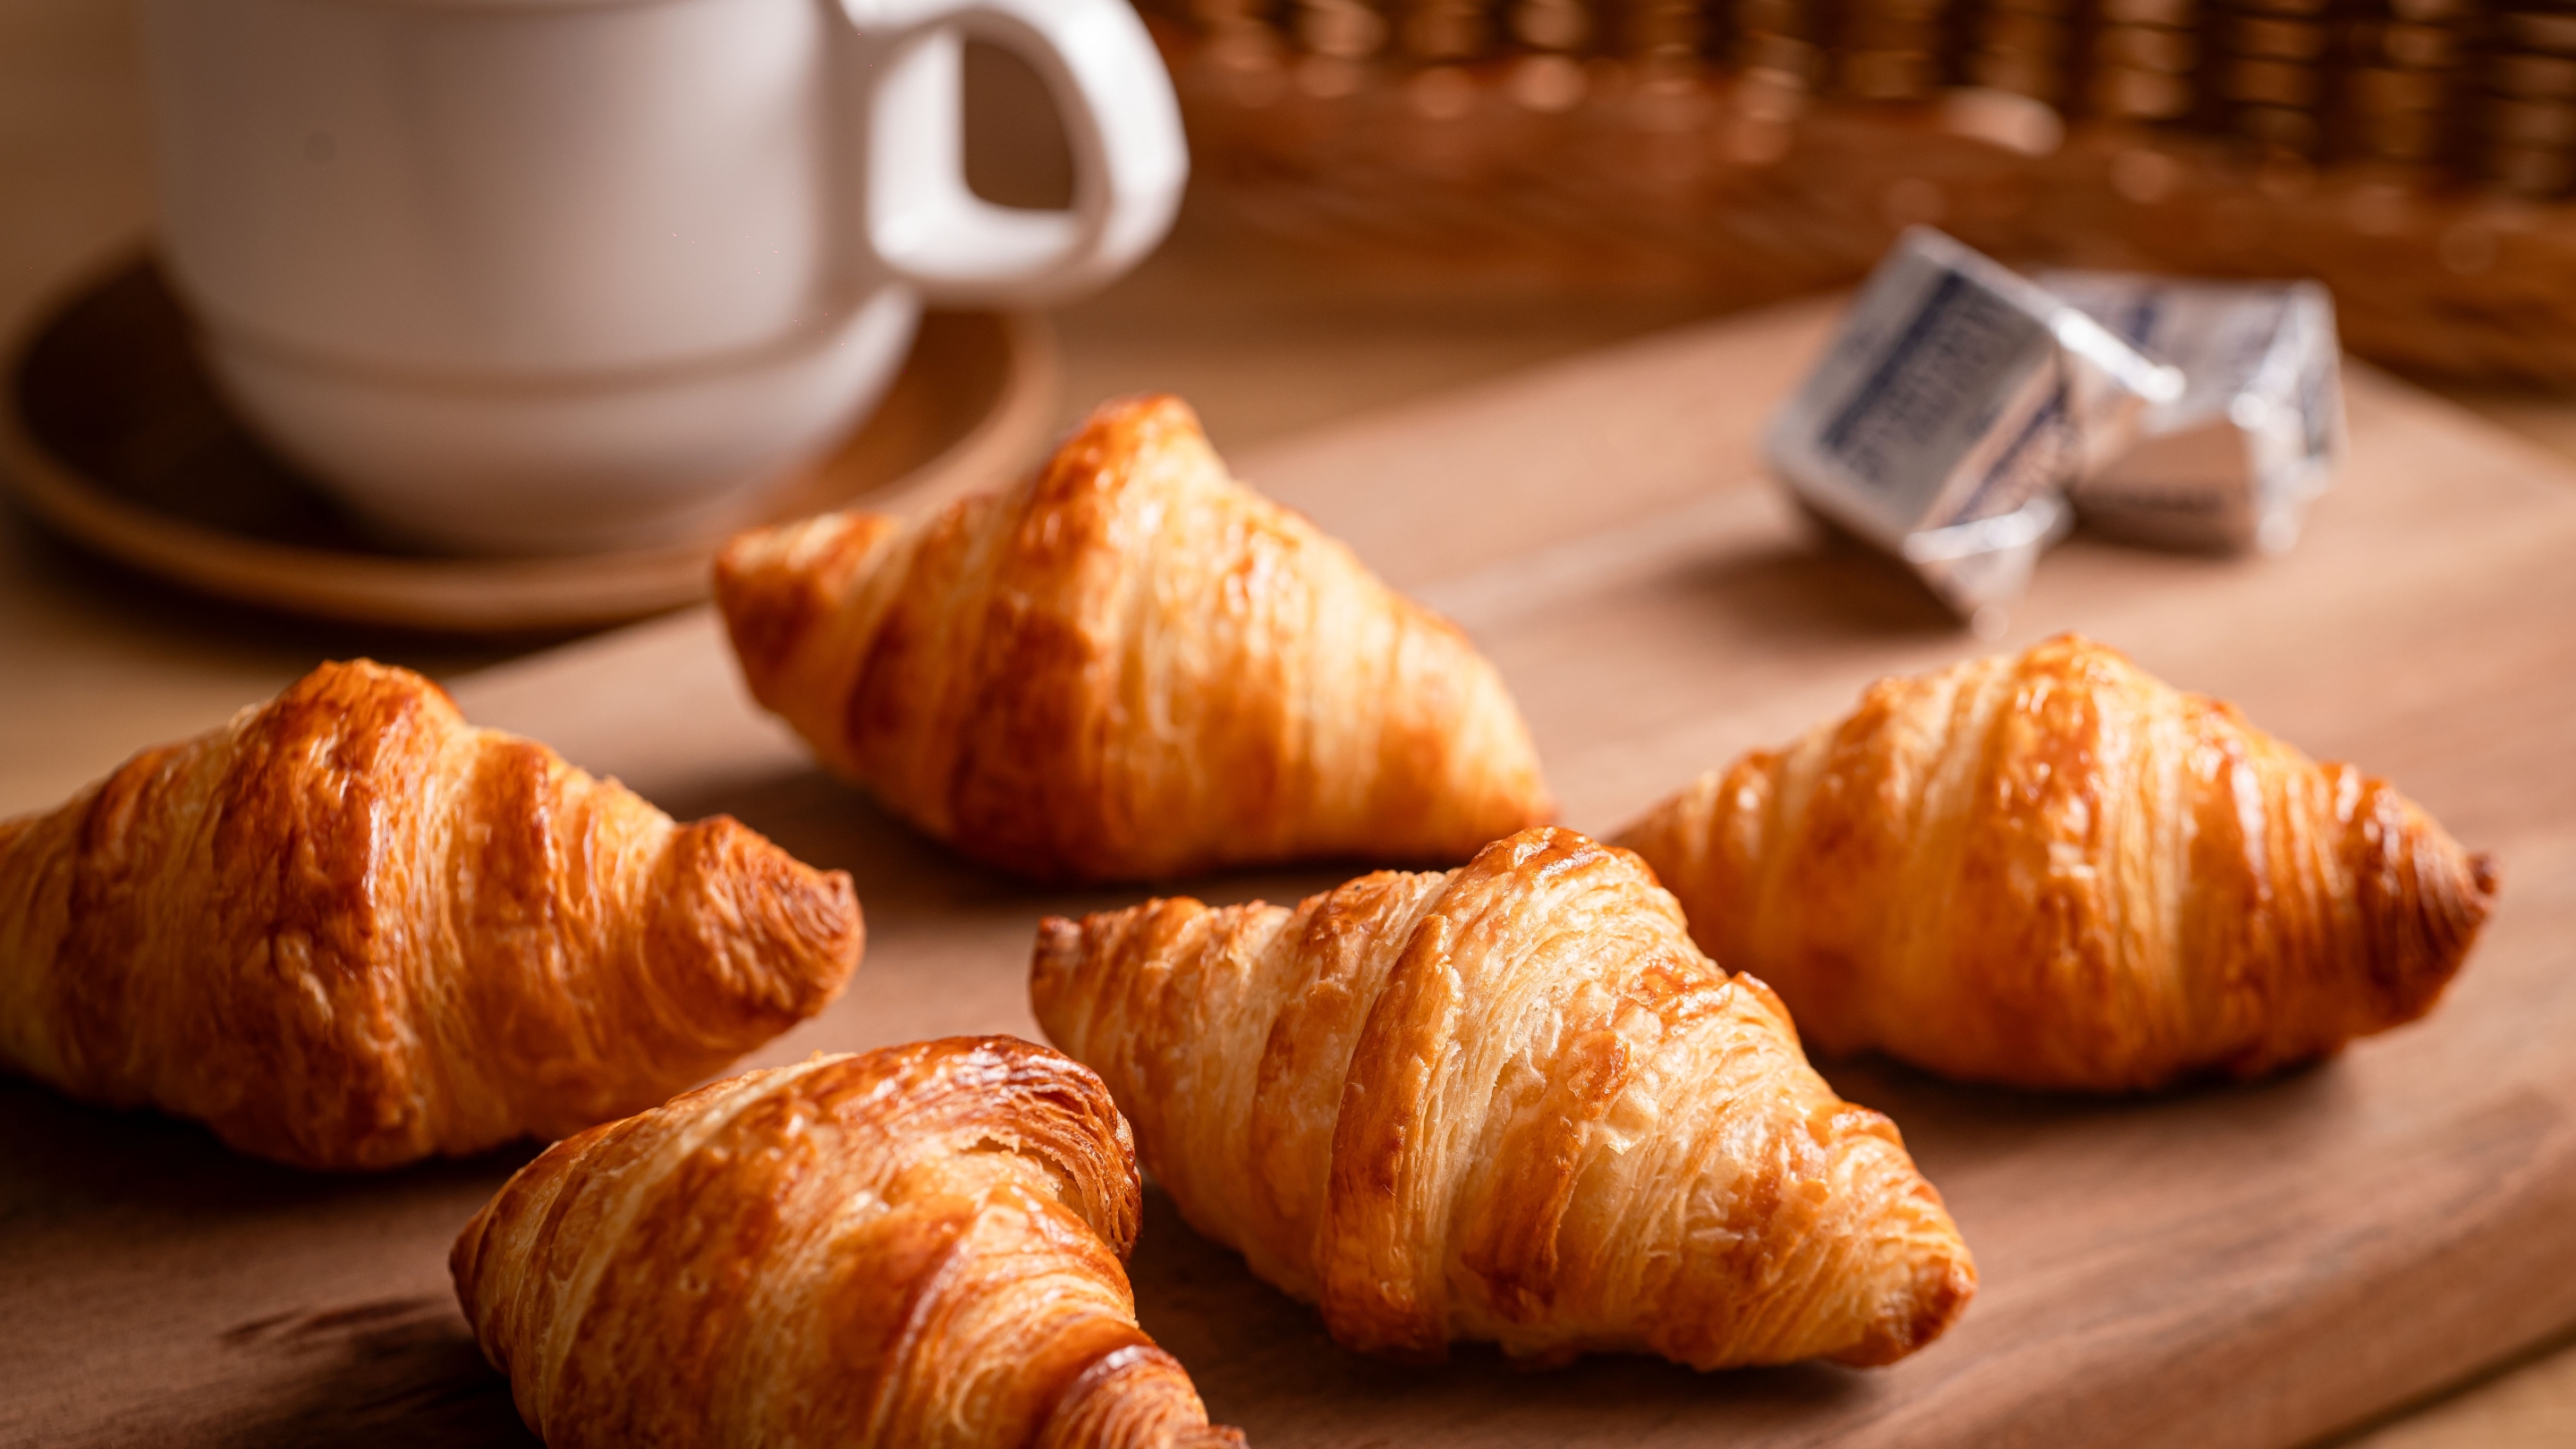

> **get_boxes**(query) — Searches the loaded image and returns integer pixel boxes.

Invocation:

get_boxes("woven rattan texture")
[1149,0,2576,382]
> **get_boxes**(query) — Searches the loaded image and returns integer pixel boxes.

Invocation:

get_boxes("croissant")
[0,659,862,1170]
[1614,634,2500,1091]
[452,1037,1244,1448]
[1030,826,1976,1370]
[713,393,1552,882]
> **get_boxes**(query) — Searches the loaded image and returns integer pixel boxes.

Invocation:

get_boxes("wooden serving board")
[9,297,2576,1449]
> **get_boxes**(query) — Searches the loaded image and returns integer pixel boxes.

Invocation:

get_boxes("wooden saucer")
[0,253,1058,632]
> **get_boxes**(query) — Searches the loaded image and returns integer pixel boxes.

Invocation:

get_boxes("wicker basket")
[1148,0,2576,383]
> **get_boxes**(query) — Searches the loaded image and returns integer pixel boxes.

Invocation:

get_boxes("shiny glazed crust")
[713,394,1553,882]
[1614,634,2502,1090]
[1030,826,1976,1370]
[451,1038,1245,1449]
[0,660,863,1170]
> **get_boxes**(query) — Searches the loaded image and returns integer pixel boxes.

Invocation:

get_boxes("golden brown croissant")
[1614,634,2500,1091]
[1030,826,1975,1370]
[452,1037,1245,1449]
[0,659,862,1170]
[713,394,1552,882]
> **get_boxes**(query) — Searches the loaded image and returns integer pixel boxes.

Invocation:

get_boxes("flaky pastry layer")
[0,660,861,1168]
[1617,634,2499,1089]
[453,1038,1243,1449]
[715,394,1551,881]
[1034,826,1975,1370]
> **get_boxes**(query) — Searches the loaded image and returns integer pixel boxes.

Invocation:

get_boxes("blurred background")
[1143,0,2576,379]
[1,2,2572,1438]
[12,0,2576,757]
[14,0,2576,606]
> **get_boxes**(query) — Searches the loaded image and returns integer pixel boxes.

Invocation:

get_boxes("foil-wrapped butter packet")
[2037,272,2344,554]
[1767,229,2182,628]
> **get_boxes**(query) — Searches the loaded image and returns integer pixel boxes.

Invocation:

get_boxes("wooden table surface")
[4,2,2574,1445]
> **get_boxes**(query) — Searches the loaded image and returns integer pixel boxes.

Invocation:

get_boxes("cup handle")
[845,0,1187,307]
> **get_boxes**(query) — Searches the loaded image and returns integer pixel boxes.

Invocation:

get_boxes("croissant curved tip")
[660,814,866,1022]
[1030,910,1081,960]
[1829,1250,1979,1368]
[711,511,899,706]
[2433,842,2501,967]
[2334,786,2500,1041]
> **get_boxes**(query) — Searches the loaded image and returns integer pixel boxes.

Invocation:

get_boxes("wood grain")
[7,297,2576,1447]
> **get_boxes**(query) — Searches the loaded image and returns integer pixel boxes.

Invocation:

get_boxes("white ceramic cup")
[138,0,1186,555]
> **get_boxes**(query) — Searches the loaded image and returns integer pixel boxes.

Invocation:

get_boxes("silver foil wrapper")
[1768,229,2181,627]
[2037,272,2345,554]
